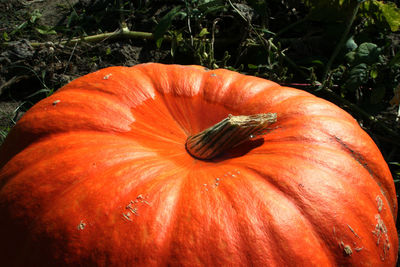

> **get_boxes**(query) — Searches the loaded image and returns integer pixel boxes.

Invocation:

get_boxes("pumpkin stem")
[185,113,277,160]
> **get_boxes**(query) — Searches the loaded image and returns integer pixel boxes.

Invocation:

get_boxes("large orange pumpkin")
[0,63,397,266]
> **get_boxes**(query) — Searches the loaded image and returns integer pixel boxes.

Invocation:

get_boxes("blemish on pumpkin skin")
[202,184,208,192]
[77,220,86,230]
[334,226,363,255]
[103,73,112,80]
[121,195,150,221]
[333,136,374,177]
[347,224,360,239]
[340,242,353,256]
[203,170,241,191]
[344,245,353,256]
[372,214,391,261]
[376,196,383,212]
[52,100,60,106]
[122,212,133,222]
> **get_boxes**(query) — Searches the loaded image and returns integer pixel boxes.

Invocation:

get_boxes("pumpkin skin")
[0,63,397,266]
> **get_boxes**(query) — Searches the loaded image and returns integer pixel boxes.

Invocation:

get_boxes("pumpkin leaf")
[370,68,378,79]
[353,42,382,65]
[198,28,210,37]
[345,51,356,63]
[345,63,368,90]
[153,6,186,47]
[345,36,358,51]
[372,0,400,32]
[361,0,400,32]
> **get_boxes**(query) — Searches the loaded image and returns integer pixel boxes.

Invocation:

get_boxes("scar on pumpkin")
[372,214,391,261]
[77,220,86,230]
[122,195,150,221]
[103,73,112,80]
[376,195,383,212]
[340,242,353,256]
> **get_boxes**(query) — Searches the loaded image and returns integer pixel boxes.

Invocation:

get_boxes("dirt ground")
[0,0,171,134]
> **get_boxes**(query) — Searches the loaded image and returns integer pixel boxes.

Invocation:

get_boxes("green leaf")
[345,36,358,51]
[10,21,28,35]
[345,63,368,90]
[30,9,42,24]
[370,68,378,79]
[311,60,324,66]
[153,6,186,46]
[156,38,164,49]
[354,42,381,65]
[248,64,258,69]
[35,25,57,35]
[199,28,209,37]
[3,32,10,41]
[345,51,356,63]
[259,28,275,36]
[373,1,400,32]
[389,162,400,167]
[361,0,400,32]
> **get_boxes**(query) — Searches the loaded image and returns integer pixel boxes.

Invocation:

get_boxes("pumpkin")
[0,63,397,266]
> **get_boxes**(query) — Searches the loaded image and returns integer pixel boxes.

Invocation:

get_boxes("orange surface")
[0,63,397,266]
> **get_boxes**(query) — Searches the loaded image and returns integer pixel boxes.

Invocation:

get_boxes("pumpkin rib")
[256,114,397,216]
[163,164,291,266]
[0,88,136,165]
[331,135,397,218]
[0,131,161,215]
[220,166,336,266]
[48,166,185,263]
[243,167,373,266]
[241,153,397,265]
[0,138,189,265]
[59,66,157,108]
[270,94,357,124]
[16,167,186,266]
[248,140,394,223]
[240,167,341,266]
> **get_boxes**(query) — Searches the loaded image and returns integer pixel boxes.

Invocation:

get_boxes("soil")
[0,0,172,136]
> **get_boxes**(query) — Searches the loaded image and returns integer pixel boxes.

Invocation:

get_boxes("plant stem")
[320,1,363,89]
[185,113,277,160]
[1,29,238,48]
